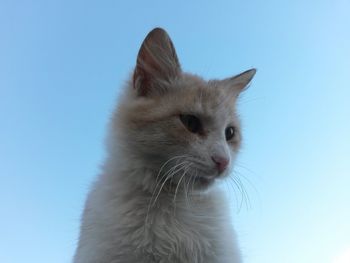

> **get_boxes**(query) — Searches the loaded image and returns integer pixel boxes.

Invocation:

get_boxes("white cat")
[73,27,256,263]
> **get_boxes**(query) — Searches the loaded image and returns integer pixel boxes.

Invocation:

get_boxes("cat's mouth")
[192,166,229,188]
[194,175,216,187]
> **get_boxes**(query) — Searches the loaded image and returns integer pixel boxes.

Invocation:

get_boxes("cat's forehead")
[171,74,237,119]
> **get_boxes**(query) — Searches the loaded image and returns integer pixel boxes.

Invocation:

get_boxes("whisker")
[184,166,193,208]
[225,178,239,207]
[151,158,188,203]
[145,155,189,226]
[155,155,189,186]
[233,168,259,197]
[172,164,190,211]
[230,174,251,211]
[235,175,251,210]
[228,175,245,212]
[151,161,188,207]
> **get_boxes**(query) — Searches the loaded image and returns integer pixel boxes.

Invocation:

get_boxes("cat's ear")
[221,68,256,96]
[133,28,181,96]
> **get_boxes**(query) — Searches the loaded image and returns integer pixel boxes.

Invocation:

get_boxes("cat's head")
[115,28,255,191]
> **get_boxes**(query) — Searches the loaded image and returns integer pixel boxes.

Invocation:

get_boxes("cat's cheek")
[225,140,240,156]
[227,130,242,149]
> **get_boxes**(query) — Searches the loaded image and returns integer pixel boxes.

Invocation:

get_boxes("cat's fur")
[73,28,256,263]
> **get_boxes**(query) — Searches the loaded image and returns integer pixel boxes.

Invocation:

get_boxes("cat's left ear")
[221,68,256,95]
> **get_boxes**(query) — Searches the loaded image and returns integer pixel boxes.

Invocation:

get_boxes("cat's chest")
[139,200,229,262]
[108,184,236,262]
[151,203,220,238]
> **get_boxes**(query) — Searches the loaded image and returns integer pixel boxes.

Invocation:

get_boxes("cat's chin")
[193,175,217,190]
[193,170,230,191]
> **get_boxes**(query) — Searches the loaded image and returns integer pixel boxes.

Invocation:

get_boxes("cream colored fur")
[73,28,255,263]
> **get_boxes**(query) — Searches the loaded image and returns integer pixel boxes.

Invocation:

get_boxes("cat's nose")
[211,155,229,173]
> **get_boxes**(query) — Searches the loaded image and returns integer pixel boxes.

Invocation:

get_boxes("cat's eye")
[179,114,202,134]
[225,126,236,141]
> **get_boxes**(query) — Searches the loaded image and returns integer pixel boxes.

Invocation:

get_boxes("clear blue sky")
[1,1,349,262]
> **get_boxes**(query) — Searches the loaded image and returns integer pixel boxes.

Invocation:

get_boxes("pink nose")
[211,156,229,173]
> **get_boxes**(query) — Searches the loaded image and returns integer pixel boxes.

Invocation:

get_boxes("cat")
[73,27,256,263]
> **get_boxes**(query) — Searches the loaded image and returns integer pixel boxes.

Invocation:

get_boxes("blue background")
[1,1,349,262]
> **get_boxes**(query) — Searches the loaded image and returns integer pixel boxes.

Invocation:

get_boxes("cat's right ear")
[220,68,257,96]
[133,28,181,96]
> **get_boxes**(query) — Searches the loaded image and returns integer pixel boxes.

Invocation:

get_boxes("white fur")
[73,154,241,263]
[73,28,255,263]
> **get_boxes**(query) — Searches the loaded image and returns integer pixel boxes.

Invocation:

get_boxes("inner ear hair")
[133,28,181,97]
